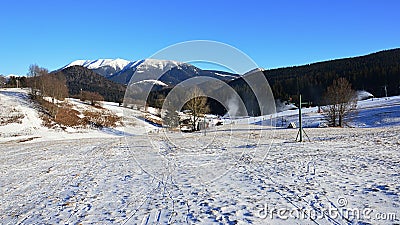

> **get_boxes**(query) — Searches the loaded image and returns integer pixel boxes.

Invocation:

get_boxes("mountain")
[62,58,240,85]
[63,59,130,78]
[110,59,240,85]
[262,48,400,104]
[58,48,400,113]
[52,66,126,103]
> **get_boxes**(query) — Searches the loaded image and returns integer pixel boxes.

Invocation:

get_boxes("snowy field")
[1,88,400,224]
[0,88,156,144]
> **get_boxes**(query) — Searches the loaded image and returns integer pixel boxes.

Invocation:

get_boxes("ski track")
[1,126,400,224]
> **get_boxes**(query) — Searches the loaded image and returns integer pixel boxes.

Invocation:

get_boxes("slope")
[263,48,400,103]
[52,66,126,103]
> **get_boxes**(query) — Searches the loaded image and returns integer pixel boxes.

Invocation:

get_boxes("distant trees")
[27,64,48,97]
[80,91,104,106]
[183,87,210,131]
[323,78,357,127]
[25,64,69,118]
[27,64,68,101]
[4,76,27,88]
[265,49,400,104]
[22,65,121,129]
[43,73,69,103]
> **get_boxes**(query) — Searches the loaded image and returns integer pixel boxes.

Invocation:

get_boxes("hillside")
[52,66,126,103]
[0,88,159,143]
[263,48,400,104]
[63,58,240,85]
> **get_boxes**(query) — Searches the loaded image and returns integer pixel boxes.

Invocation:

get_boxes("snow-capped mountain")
[132,79,168,87]
[110,59,201,85]
[63,59,130,77]
[62,58,240,86]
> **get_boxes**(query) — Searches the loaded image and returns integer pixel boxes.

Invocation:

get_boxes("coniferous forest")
[263,48,400,105]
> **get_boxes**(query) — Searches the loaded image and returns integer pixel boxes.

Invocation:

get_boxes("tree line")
[23,64,121,128]
[27,64,69,103]
[15,64,107,116]
[264,48,400,105]
[1,76,27,88]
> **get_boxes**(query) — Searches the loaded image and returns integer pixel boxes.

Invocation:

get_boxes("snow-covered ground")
[252,95,400,129]
[1,88,399,224]
[0,88,158,144]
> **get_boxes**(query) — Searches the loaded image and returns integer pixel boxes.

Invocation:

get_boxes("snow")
[127,59,145,69]
[1,125,399,224]
[132,79,168,86]
[0,88,158,144]
[141,59,182,70]
[0,88,47,141]
[357,90,374,100]
[65,58,183,73]
[247,95,400,129]
[213,72,239,80]
[64,59,130,71]
[1,88,399,224]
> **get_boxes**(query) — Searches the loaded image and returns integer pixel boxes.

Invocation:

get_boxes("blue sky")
[0,0,399,75]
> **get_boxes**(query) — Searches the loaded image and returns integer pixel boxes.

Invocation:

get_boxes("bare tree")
[42,73,69,103]
[27,64,49,97]
[81,91,104,106]
[183,87,209,131]
[323,77,357,127]
[27,64,68,102]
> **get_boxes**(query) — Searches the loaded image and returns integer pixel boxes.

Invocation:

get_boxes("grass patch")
[33,95,121,130]
[0,106,24,125]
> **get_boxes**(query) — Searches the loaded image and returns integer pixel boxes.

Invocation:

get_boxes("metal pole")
[203,115,206,136]
[384,85,388,98]
[299,94,303,142]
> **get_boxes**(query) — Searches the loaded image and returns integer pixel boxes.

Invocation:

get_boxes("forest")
[263,48,400,105]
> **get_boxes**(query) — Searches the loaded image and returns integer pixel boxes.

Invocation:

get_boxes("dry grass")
[54,107,83,127]
[35,97,58,117]
[0,106,25,125]
[82,110,121,128]
[35,97,121,129]
[0,114,24,125]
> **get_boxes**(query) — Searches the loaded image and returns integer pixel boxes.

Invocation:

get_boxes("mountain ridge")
[62,58,240,85]
[63,59,131,78]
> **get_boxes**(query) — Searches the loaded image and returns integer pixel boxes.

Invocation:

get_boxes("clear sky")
[0,0,399,75]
